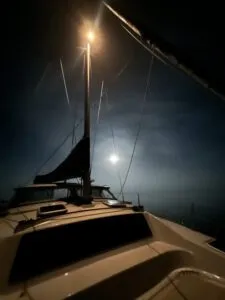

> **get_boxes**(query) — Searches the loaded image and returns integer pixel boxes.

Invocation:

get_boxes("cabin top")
[9,182,116,208]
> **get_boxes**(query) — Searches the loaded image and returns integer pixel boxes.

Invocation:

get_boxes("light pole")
[83,31,95,197]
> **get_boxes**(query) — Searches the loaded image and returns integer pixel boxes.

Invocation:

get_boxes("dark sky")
[2,0,225,200]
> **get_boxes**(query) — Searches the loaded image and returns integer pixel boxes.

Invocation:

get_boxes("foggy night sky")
[2,0,225,202]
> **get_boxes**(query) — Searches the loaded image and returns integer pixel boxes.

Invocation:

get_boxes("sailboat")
[1,2,225,299]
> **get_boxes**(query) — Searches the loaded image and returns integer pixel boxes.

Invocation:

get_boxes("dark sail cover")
[34,137,90,184]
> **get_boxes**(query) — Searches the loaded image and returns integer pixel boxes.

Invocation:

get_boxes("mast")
[33,34,95,186]
[83,41,91,197]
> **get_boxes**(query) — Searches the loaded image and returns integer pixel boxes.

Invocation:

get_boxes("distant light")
[87,31,95,42]
[65,272,68,276]
[109,154,119,165]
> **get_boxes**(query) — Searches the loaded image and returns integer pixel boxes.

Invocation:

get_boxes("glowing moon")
[109,154,119,165]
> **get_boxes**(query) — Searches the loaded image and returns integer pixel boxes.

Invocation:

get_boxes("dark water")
[117,192,225,250]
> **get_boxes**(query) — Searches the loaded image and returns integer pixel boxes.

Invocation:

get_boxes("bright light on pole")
[87,31,95,43]
[109,154,119,165]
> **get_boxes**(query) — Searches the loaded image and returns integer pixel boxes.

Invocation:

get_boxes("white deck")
[1,199,225,299]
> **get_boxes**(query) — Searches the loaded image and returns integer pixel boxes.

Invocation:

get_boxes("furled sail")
[34,137,90,184]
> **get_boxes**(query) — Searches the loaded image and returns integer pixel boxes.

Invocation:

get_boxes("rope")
[114,57,132,81]
[34,62,51,95]
[60,58,70,107]
[24,52,86,186]
[60,57,80,148]
[118,54,155,199]
[91,80,104,171]
[105,88,124,201]
[105,2,225,102]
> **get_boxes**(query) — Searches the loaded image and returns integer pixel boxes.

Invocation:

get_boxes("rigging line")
[71,118,77,147]
[60,58,71,107]
[114,57,132,81]
[122,25,167,66]
[118,54,155,199]
[60,57,79,148]
[72,48,85,70]
[61,55,83,148]
[89,47,96,113]
[71,54,87,148]
[34,62,51,94]
[60,58,76,148]
[24,120,83,185]
[82,52,85,76]
[91,81,104,171]
[123,25,225,102]
[36,120,82,173]
[104,88,124,201]
[104,2,225,102]
[89,48,97,167]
